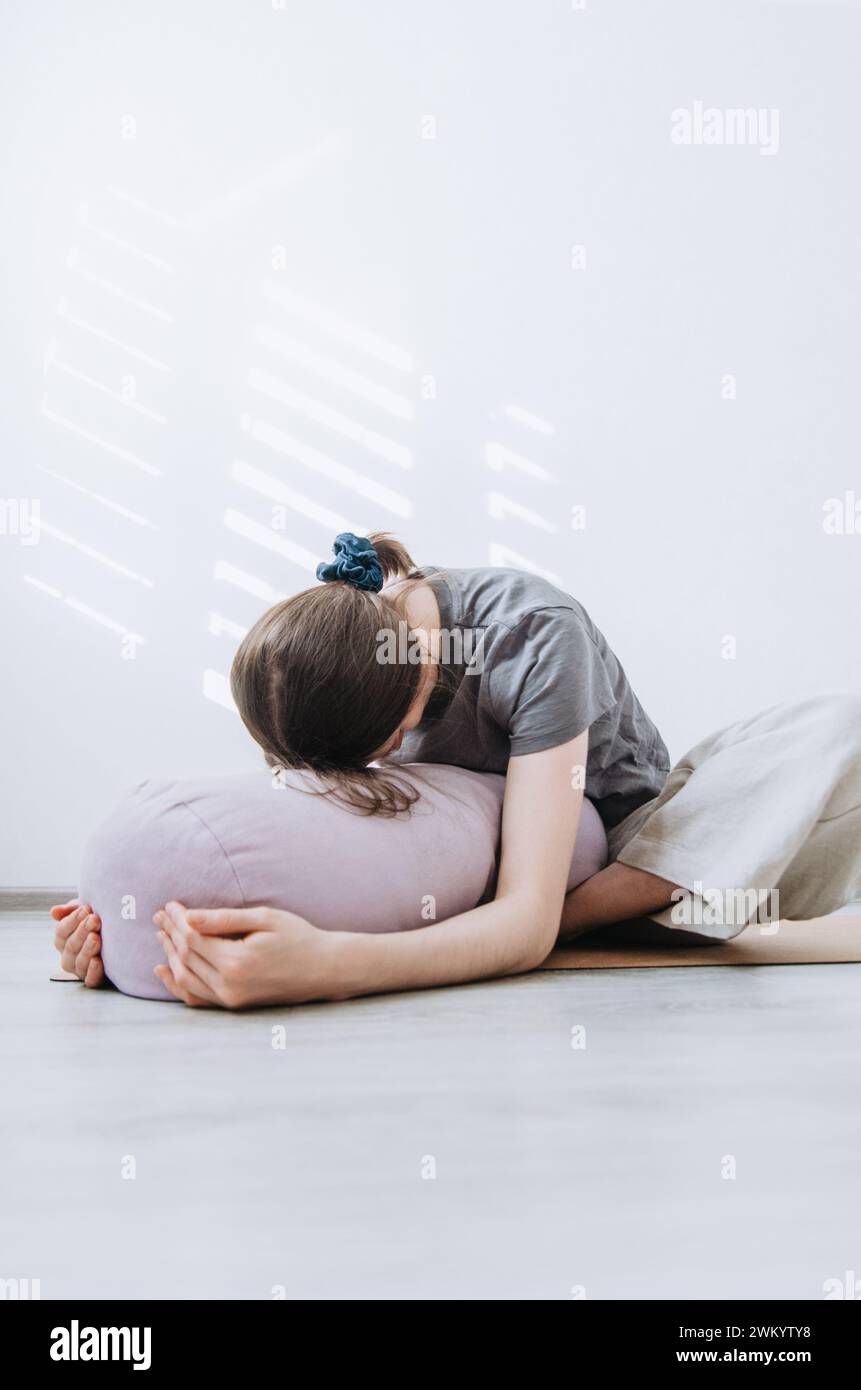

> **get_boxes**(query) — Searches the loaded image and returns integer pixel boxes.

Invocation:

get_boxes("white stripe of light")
[245,414,412,517]
[202,669,237,711]
[208,612,248,641]
[223,509,319,574]
[248,367,412,469]
[213,560,287,604]
[105,186,185,229]
[57,299,171,372]
[41,397,162,476]
[262,280,414,372]
[49,355,167,423]
[488,542,562,587]
[24,574,144,641]
[232,459,361,533]
[487,492,558,533]
[76,203,177,272]
[254,324,414,420]
[68,249,174,322]
[38,467,158,529]
[485,441,553,481]
[40,520,155,587]
[502,404,555,435]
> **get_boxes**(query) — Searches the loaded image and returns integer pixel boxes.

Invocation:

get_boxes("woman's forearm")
[333,890,560,999]
[330,739,586,1000]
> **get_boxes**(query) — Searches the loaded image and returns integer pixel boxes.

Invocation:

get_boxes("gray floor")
[2,912,860,1301]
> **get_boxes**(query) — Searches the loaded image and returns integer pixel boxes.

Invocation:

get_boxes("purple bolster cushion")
[78,765,608,1001]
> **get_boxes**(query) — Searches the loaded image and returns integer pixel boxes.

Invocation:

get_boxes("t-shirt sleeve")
[486,608,617,756]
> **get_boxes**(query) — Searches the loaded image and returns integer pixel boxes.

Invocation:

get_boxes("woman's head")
[230,533,434,814]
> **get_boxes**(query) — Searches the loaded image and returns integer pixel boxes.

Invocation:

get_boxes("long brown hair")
[230,533,429,816]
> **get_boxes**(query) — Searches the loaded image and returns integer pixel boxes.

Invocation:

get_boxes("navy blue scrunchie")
[316,533,383,593]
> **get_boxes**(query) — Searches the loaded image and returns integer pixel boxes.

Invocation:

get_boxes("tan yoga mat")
[542,916,861,970]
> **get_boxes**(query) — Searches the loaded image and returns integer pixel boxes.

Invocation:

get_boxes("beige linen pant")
[607,694,861,940]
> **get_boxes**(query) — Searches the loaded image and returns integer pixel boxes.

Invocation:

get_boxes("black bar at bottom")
[3,1297,860,1372]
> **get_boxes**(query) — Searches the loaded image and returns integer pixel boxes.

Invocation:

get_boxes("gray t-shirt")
[388,566,670,828]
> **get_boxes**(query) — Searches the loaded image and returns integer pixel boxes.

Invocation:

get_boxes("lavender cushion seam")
[176,798,248,908]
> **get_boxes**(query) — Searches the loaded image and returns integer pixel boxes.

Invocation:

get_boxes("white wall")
[2,0,859,884]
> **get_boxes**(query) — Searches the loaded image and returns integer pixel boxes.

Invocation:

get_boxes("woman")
[53,532,861,1006]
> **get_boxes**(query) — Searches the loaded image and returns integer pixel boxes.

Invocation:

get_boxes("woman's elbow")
[504,896,562,973]
[520,936,558,973]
